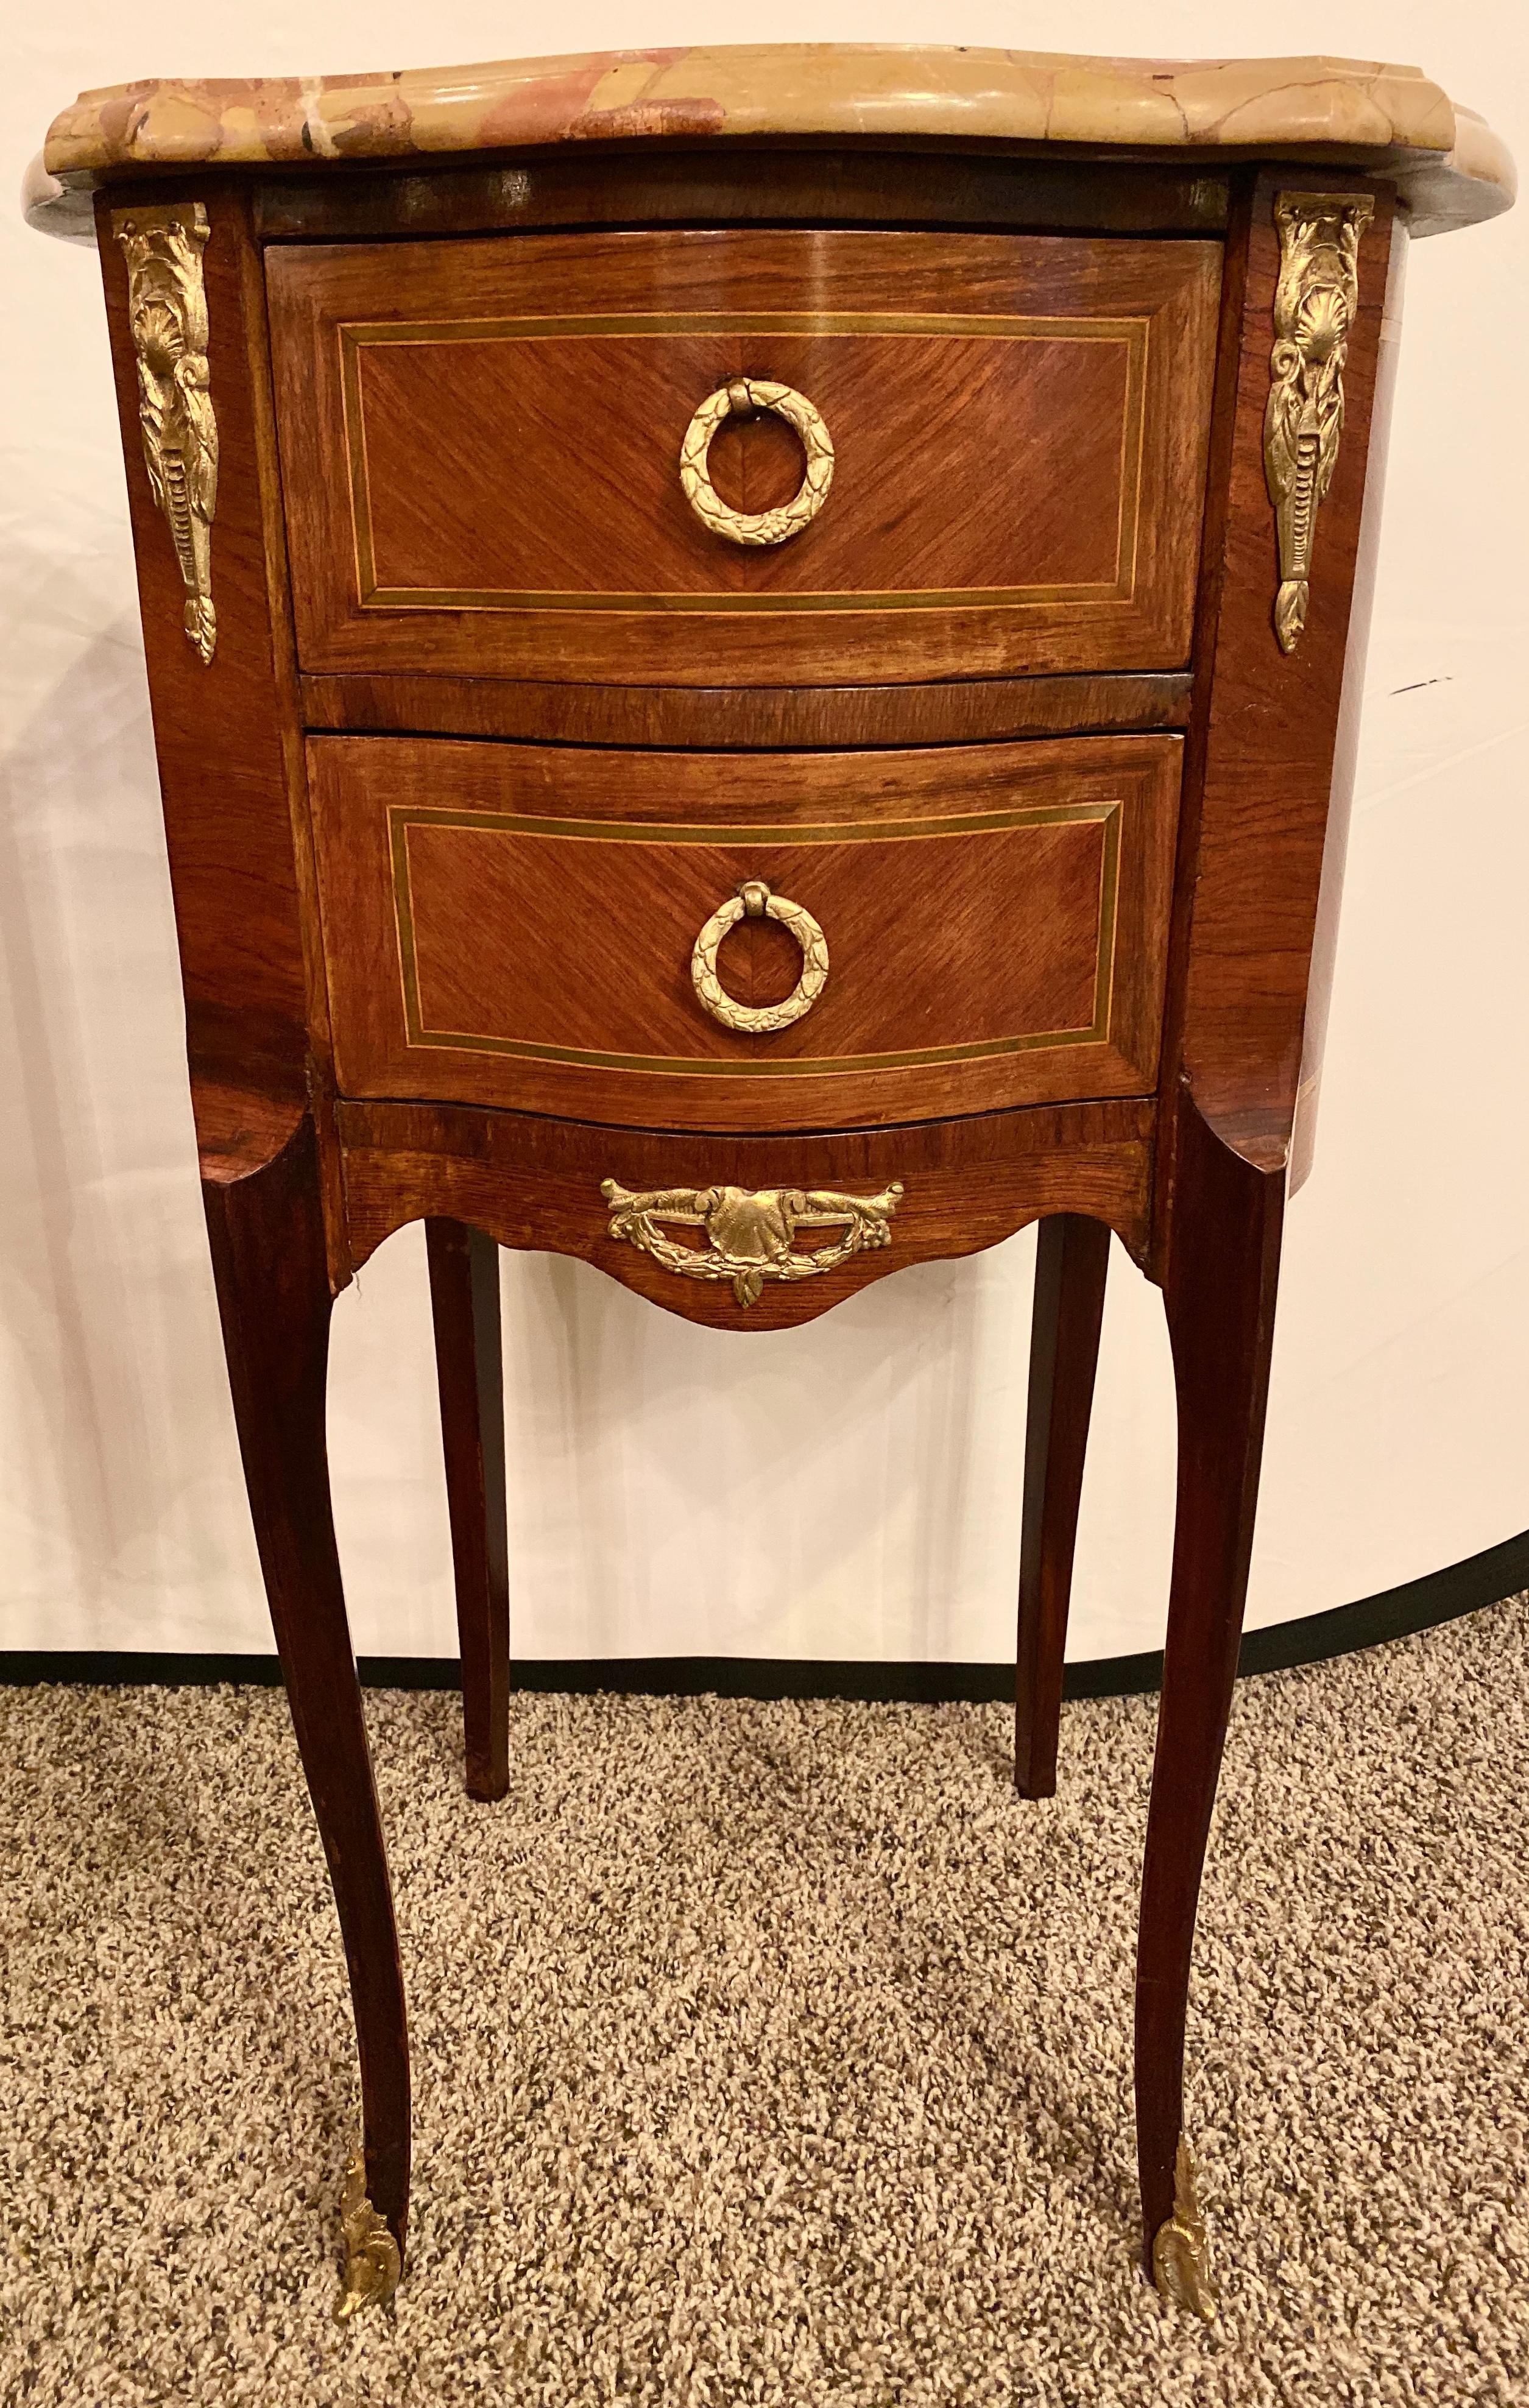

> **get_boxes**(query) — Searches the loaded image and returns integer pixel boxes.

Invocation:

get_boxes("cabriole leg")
[1136,1100,1285,2316]
[202,1117,409,2313]
[425,1220,510,1802]
[1014,1214,1111,1798]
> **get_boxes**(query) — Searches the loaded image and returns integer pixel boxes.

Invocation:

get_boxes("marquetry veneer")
[309,733,1181,1129]
[267,227,1220,685]
[29,40,1513,2329]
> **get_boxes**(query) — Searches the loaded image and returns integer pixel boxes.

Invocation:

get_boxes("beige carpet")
[2,1598,1527,2406]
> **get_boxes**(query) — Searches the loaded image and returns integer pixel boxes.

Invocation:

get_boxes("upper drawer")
[267,229,1221,688]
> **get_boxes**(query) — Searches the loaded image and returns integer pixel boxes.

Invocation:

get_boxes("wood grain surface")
[1013,1213,1111,1799]
[203,1116,411,2250]
[308,734,1181,1131]
[337,1095,1156,1330]
[267,227,1220,685]
[1160,174,1395,1180]
[425,1220,510,1802]
[97,182,315,1157]
[1288,215,1408,1194]
[298,670,1194,749]
[1135,1092,1285,2267]
[253,147,1231,245]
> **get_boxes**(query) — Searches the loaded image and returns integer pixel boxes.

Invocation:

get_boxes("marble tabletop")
[26,44,1513,244]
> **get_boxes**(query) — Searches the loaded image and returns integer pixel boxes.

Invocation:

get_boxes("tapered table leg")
[425,1220,510,1802]
[1014,1214,1111,1798]
[202,1117,409,2307]
[1135,1099,1285,2315]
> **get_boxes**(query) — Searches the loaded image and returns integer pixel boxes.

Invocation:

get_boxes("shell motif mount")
[679,376,835,548]
[113,202,219,665]
[334,2150,401,2321]
[1263,191,1374,655]
[601,1180,903,1308]
[691,878,829,1036]
[1150,2137,1218,2321]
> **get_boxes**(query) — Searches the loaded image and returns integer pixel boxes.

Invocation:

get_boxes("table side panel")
[1290,214,1408,1192]
[1167,176,1397,1176]
[96,182,317,1162]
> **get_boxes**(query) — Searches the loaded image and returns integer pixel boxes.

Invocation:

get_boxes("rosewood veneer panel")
[95,184,315,1137]
[1163,178,1396,1178]
[308,734,1181,1131]
[297,671,1195,750]
[337,1095,1157,1329]
[252,148,1232,244]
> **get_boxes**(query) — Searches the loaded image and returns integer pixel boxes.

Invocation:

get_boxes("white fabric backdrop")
[2,1,1525,1664]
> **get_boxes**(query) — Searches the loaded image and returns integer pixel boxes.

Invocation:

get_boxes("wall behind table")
[2,1,1525,1664]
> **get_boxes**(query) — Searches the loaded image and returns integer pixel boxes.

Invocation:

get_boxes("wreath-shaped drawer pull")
[679,378,835,548]
[690,878,828,1036]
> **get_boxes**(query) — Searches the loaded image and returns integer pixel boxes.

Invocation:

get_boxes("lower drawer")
[307,733,1181,1132]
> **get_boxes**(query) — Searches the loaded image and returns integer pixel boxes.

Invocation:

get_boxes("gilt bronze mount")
[1264,191,1374,654]
[1150,2138,1218,2321]
[113,202,219,663]
[334,2151,401,2320]
[602,1179,902,1307]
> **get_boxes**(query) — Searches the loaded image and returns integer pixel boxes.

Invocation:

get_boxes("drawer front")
[269,230,1220,687]
[309,735,1181,1132]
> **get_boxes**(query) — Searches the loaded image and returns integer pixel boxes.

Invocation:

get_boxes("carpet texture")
[1,1597,1527,2406]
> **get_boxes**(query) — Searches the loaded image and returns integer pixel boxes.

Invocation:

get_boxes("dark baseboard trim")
[2,1529,1524,1704]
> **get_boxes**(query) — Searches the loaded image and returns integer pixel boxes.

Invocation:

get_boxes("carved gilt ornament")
[602,1180,902,1308]
[334,2150,401,2320]
[113,202,219,664]
[1151,2136,1218,2320]
[1264,191,1373,654]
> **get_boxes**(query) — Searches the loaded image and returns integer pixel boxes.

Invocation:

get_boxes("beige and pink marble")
[27,44,1513,244]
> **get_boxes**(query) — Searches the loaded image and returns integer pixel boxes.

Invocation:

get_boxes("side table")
[27,43,1514,2319]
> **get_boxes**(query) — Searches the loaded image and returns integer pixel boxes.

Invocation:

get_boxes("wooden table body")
[87,138,1413,2315]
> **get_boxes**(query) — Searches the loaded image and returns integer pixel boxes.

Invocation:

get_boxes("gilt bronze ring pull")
[690,877,829,1035]
[679,377,835,547]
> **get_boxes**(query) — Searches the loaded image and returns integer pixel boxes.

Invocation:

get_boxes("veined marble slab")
[26,44,1513,244]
